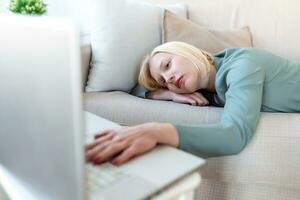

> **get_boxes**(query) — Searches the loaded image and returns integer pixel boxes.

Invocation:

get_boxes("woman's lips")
[176,76,183,88]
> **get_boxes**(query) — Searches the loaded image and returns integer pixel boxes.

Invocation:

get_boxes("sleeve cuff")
[130,84,148,98]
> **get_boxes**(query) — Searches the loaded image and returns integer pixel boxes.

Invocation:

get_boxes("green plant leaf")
[9,0,47,15]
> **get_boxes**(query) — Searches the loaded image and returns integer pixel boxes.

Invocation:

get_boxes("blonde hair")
[138,41,215,91]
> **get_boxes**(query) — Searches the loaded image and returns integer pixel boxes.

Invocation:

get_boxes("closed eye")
[165,61,170,69]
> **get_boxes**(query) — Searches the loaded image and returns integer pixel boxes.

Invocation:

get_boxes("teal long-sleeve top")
[131,48,300,158]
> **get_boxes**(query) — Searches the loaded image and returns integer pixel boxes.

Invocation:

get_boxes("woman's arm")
[146,88,172,100]
[174,61,265,157]
[132,85,209,106]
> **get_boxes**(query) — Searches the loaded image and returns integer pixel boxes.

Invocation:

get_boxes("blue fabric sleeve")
[130,84,149,98]
[174,61,265,158]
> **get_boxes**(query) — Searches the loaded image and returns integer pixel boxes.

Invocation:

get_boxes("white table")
[151,172,201,200]
[0,172,201,200]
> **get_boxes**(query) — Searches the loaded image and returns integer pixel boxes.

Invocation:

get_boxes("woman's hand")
[147,89,209,106]
[170,91,209,106]
[85,122,178,166]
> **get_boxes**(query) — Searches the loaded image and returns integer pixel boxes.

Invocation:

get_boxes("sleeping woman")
[85,41,300,165]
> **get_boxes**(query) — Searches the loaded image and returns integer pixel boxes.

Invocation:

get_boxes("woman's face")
[149,52,200,94]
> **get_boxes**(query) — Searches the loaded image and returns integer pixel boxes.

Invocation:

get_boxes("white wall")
[0,0,90,35]
[46,0,90,35]
[0,1,9,13]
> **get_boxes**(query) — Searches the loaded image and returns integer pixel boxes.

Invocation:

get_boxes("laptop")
[0,14,205,200]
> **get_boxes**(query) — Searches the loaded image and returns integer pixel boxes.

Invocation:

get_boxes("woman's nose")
[165,74,175,84]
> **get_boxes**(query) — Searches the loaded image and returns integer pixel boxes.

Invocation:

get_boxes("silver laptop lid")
[0,14,84,200]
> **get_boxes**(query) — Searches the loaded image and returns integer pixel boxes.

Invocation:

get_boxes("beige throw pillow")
[162,10,253,53]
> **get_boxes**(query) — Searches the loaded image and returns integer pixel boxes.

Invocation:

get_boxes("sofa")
[80,0,300,199]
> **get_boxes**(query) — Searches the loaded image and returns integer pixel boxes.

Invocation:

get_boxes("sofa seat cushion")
[201,112,300,190]
[196,179,300,200]
[83,91,222,125]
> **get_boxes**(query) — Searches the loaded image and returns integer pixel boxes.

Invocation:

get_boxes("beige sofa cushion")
[200,112,300,190]
[163,10,253,53]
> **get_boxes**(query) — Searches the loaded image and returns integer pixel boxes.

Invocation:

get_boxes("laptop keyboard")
[86,162,128,193]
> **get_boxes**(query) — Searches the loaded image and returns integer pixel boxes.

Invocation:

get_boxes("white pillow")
[86,0,187,92]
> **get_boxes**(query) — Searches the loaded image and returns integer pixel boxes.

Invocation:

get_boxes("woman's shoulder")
[215,47,279,61]
[214,47,274,70]
[214,47,259,59]
[214,48,253,70]
[215,48,266,85]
